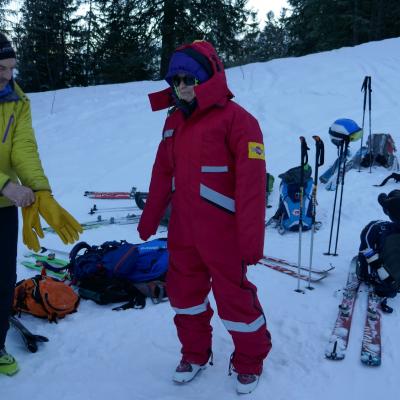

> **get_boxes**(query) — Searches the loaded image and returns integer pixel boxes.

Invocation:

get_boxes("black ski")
[9,316,49,353]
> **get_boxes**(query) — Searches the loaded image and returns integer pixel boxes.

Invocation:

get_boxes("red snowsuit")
[138,41,272,375]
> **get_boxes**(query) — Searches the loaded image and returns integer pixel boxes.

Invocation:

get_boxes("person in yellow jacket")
[0,33,82,376]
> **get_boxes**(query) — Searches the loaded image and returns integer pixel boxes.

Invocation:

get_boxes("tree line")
[1,0,399,92]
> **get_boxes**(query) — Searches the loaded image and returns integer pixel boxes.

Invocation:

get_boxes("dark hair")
[0,32,16,60]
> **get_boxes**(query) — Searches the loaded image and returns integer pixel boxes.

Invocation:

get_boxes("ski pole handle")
[312,135,325,168]
[299,136,309,167]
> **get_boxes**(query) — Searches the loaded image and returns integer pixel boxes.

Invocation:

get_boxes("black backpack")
[358,220,400,298]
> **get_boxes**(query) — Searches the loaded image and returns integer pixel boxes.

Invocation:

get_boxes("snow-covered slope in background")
[2,38,400,400]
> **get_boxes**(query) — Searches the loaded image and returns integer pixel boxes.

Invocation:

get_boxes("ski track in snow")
[1,38,400,400]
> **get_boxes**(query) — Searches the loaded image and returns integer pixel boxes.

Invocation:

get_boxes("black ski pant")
[0,206,18,349]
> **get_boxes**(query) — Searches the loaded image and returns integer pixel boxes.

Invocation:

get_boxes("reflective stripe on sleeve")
[221,314,265,333]
[173,298,209,315]
[200,184,235,213]
[201,166,228,173]
[163,129,174,140]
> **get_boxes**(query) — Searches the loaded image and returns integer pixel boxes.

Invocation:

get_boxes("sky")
[1,37,400,400]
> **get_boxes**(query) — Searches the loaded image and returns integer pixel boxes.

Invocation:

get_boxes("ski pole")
[367,76,372,173]
[332,140,350,255]
[306,136,324,289]
[324,141,344,256]
[296,136,309,293]
[358,76,369,172]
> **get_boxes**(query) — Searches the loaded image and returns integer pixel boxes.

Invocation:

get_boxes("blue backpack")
[68,238,169,309]
[69,238,168,283]
[268,165,313,233]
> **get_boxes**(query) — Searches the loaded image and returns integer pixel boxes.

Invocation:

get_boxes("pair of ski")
[258,255,334,283]
[43,213,141,233]
[23,248,334,284]
[21,251,70,279]
[325,257,382,366]
[9,317,48,353]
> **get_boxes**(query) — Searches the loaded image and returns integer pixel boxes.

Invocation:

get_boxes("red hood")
[148,41,234,112]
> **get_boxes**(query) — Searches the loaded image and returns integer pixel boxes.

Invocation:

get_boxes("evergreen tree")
[70,0,103,86]
[145,0,252,78]
[0,0,13,33]
[285,0,400,57]
[93,0,156,84]
[15,0,80,92]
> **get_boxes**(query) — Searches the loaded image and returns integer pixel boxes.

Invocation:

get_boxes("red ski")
[360,287,382,366]
[84,190,134,199]
[257,259,327,283]
[263,254,334,275]
[325,257,361,360]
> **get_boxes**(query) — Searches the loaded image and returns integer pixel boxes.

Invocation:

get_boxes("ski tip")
[34,335,49,343]
[361,352,381,367]
[27,343,38,353]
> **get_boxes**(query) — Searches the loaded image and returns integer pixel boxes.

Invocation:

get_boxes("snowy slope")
[2,38,400,400]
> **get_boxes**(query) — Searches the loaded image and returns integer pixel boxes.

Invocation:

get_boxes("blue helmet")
[329,118,363,147]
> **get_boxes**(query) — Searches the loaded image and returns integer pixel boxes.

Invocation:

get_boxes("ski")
[257,259,327,283]
[43,214,141,233]
[24,252,69,267]
[9,316,49,353]
[360,286,382,366]
[325,257,361,361]
[84,187,136,199]
[40,247,69,257]
[21,261,68,279]
[262,254,334,275]
[89,204,137,215]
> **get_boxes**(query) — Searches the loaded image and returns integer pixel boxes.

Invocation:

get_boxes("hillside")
[2,38,400,400]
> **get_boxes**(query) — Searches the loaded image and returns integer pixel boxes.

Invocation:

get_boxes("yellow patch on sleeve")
[248,142,265,160]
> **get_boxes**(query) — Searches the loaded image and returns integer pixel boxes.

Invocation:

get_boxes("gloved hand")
[137,219,153,242]
[36,191,83,244]
[22,200,44,252]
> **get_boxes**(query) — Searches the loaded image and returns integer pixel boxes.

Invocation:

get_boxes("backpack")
[68,238,169,308]
[13,275,80,322]
[266,173,275,208]
[360,133,399,170]
[267,165,313,233]
[320,134,399,192]
[357,220,400,298]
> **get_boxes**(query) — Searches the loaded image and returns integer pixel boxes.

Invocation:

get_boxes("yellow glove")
[36,191,83,244]
[22,200,44,252]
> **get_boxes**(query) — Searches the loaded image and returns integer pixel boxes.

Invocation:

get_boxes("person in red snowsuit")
[138,41,271,394]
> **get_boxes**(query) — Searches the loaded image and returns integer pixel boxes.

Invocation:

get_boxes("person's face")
[173,74,197,103]
[0,58,16,90]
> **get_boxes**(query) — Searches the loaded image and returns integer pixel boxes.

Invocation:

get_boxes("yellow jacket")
[0,81,50,208]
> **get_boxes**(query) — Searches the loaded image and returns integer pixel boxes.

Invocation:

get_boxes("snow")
[2,38,400,399]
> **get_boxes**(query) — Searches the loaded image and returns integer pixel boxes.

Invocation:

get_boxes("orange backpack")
[14,275,80,322]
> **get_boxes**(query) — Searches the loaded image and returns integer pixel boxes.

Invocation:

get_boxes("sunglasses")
[172,75,198,86]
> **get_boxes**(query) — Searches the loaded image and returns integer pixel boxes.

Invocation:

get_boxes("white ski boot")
[236,373,260,394]
[172,360,206,383]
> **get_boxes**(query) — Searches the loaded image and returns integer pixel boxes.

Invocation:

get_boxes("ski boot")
[236,373,260,394]
[0,348,19,376]
[172,360,206,383]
